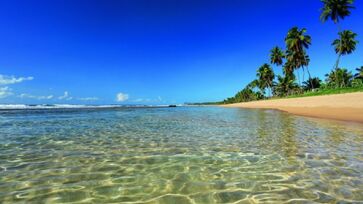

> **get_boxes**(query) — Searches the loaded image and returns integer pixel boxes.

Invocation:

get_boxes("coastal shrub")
[355,66,363,79]
[325,68,353,88]
[351,78,363,88]
[303,77,322,91]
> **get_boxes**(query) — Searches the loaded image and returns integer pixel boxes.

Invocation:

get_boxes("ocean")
[0,106,362,203]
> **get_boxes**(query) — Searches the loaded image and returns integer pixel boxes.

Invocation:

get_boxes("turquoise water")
[0,107,362,203]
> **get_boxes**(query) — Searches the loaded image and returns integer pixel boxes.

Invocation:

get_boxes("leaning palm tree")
[285,27,313,88]
[246,79,260,90]
[257,64,275,97]
[234,87,263,102]
[332,30,358,70]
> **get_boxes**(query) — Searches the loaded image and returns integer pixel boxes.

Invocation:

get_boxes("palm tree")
[354,66,363,79]
[274,75,299,97]
[332,30,358,70]
[283,52,298,81]
[257,64,275,97]
[234,88,261,102]
[285,48,310,86]
[303,77,322,91]
[246,79,260,91]
[285,27,311,52]
[325,68,353,87]
[270,46,284,66]
[248,80,266,98]
[321,0,355,78]
[285,27,313,88]
[246,79,258,88]
[320,0,355,28]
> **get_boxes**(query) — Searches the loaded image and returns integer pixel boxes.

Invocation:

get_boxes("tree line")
[223,0,362,104]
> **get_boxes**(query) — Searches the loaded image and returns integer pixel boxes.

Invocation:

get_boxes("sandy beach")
[222,92,363,123]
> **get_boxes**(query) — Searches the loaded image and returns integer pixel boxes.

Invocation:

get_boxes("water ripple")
[0,107,363,203]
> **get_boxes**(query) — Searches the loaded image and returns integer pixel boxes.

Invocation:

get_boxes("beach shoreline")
[221,92,363,123]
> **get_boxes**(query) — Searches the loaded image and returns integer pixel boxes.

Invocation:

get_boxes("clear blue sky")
[0,0,362,104]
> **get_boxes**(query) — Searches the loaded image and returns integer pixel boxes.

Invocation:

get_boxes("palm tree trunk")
[296,69,301,86]
[268,81,273,98]
[302,67,305,84]
[301,50,313,90]
[335,53,342,88]
[335,53,342,70]
[306,66,314,90]
[334,22,342,88]
[269,87,271,98]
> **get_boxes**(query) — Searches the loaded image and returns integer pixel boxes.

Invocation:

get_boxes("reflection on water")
[0,107,362,203]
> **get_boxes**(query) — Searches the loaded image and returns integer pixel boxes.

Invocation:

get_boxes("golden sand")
[222,92,363,123]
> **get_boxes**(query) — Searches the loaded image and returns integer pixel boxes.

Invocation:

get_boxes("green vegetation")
[220,0,362,104]
[286,86,363,98]
[355,66,363,79]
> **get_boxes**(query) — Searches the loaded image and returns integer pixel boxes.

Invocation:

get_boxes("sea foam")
[0,104,172,110]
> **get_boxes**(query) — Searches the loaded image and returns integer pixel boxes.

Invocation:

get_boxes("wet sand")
[222,92,363,123]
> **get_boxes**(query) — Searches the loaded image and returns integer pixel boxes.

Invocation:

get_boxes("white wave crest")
[0,104,175,110]
[0,104,122,110]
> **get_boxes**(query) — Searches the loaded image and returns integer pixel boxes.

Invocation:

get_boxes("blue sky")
[0,0,362,104]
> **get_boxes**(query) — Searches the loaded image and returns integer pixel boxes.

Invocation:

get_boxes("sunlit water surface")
[0,107,363,203]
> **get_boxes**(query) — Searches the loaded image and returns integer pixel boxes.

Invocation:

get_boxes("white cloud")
[116,92,129,102]
[78,97,99,101]
[0,87,13,98]
[0,75,33,85]
[58,91,72,100]
[19,93,53,100]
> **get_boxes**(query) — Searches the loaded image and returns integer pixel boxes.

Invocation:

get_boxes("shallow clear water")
[0,107,362,203]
